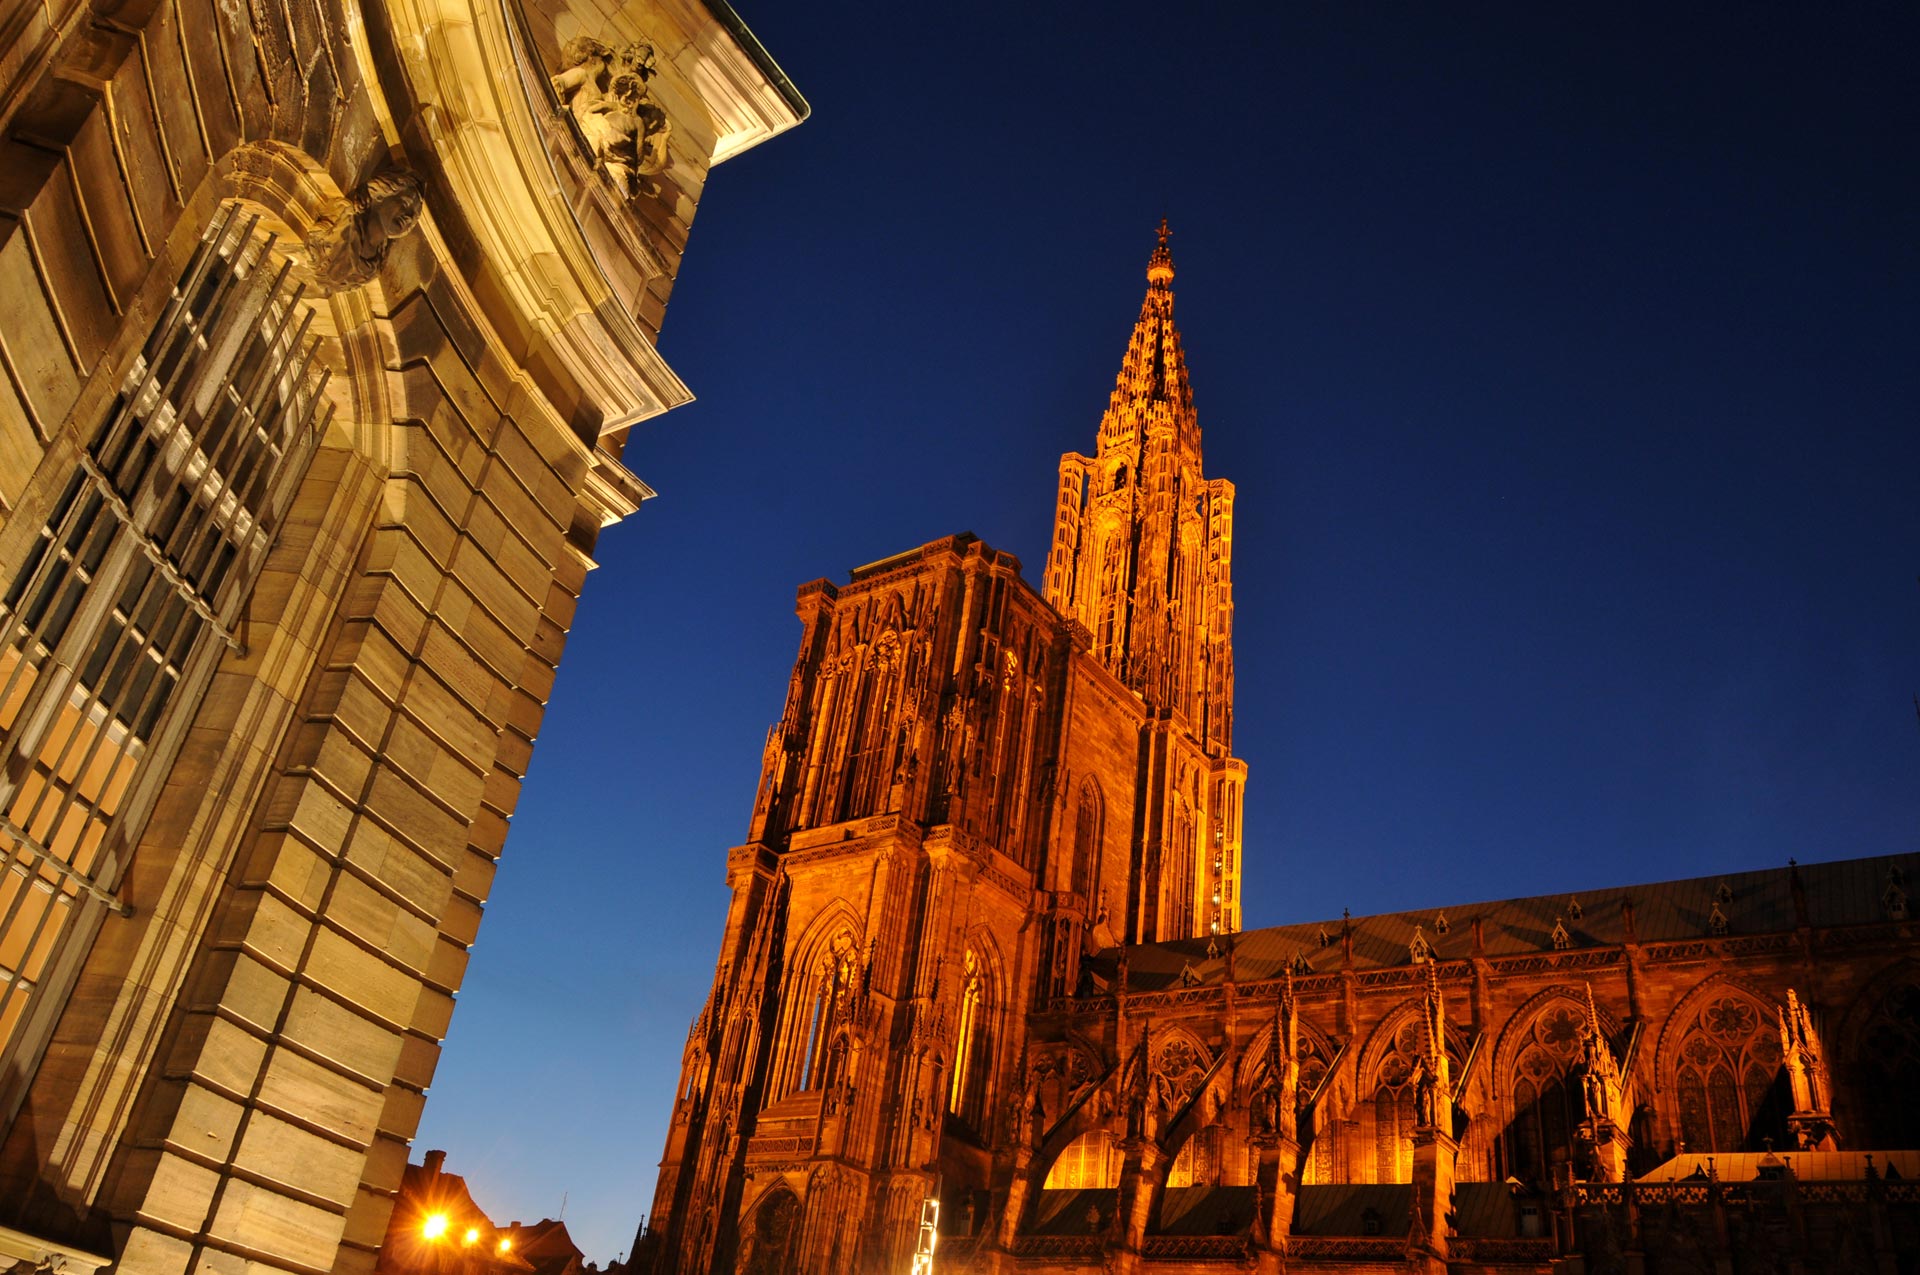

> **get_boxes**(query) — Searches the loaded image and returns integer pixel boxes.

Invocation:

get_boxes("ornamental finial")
[1147,218,1174,285]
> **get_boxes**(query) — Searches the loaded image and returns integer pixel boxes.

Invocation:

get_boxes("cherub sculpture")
[551,37,671,197]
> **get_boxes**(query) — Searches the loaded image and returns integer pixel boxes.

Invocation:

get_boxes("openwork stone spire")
[1102,217,1194,442]
[1043,224,1246,938]
[1044,223,1235,753]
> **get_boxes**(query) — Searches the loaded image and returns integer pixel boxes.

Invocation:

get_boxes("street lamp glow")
[497,1239,513,1253]
[462,1227,481,1246]
[422,1213,449,1240]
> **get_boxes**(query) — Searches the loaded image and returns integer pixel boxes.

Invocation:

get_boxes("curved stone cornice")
[353,0,691,441]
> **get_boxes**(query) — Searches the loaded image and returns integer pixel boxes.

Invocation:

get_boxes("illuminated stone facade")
[644,234,1920,1274]
[0,0,802,1269]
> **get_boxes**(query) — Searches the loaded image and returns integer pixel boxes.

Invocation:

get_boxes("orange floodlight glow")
[497,1239,513,1253]
[422,1213,450,1240]
[463,1227,481,1246]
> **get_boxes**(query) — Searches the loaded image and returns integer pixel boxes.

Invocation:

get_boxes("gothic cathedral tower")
[644,228,1245,1275]
[1044,222,1246,940]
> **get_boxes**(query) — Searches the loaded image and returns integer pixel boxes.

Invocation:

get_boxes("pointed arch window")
[949,948,994,1130]
[1505,1002,1587,1188]
[1672,993,1784,1153]
[739,1188,801,1275]
[1071,779,1102,898]
[1095,533,1127,660]
[785,934,856,1099]
[1366,1014,1462,1184]
[1368,1021,1424,1183]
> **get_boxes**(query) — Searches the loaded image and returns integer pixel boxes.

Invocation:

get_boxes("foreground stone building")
[0,0,803,1268]
[643,231,1920,1273]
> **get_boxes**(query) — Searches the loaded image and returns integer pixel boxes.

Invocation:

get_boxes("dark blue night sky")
[415,3,1918,1258]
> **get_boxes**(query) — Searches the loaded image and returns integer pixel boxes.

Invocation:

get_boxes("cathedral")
[643,230,1920,1274]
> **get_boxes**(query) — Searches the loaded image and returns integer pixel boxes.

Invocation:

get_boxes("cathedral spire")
[1104,222,1194,433]
[1042,226,1246,940]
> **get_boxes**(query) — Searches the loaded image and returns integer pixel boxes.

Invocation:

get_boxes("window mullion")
[74,453,237,651]
[0,813,128,913]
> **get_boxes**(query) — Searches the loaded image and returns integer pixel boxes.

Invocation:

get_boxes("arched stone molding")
[735,1182,803,1275]
[1065,775,1104,899]
[219,142,411,471]
[950,925,1008,1136]
[1024,1033,1109,1149]
[1485,984,1624,1188]
[782,899,865,977]
[1650,973,1788,1156]
[1650,972,1781,1096]
[1030,1047,1124,1195]
[1354,993,1470,1085]
[1488,983,1626,1102]
[346,0,692,441]
[1831,956,1920,1061]
[1234,1012,1338,1103]
[1352,994,1469,1184]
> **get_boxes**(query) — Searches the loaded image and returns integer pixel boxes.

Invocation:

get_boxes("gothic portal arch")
[1654,975,1788,1155]
[736,1184,801,1275]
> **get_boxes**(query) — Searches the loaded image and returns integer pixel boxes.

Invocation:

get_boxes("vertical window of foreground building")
[0,208,324,1108]
[1672,992,1785,1154]
[949,948,993,1131]
[1166,796,1195,939]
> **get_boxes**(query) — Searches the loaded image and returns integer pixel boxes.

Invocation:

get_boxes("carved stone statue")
[551,37,671,198]
[1412,1055,1438,1129]
[1251,1065,1281,1138]
[1016,1065,1045,1150]
[307,168,423,292]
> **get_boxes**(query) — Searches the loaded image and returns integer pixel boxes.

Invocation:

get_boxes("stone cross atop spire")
[1147,217,1173,284]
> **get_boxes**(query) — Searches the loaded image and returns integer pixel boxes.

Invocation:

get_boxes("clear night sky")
[413,3,1918,1259]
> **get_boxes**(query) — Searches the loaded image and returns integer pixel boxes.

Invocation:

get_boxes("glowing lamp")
[497,1239,513,1253]
[422,1213,450,1240]
[462,1227,480,1246]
